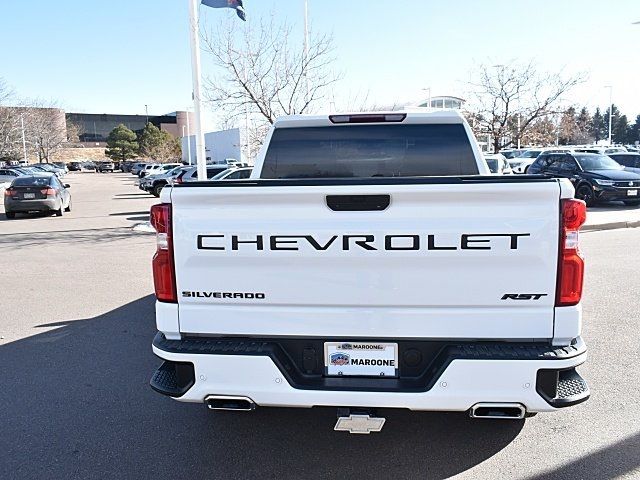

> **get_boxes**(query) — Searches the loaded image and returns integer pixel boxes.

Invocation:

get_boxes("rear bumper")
[151,333,589,413]
[4,198,59,212]
[594,186,639,202]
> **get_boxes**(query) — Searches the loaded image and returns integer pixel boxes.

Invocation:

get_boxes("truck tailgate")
[171,180,561,339]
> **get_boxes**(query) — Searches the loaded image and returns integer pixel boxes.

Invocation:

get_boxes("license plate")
[23,193,35,199]
[628,190,637,196]
[324,342,398,377]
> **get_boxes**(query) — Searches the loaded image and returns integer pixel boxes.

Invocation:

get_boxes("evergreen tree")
[105,124,138,162]
[604,105,632,144]
[575,107,593,144]
[138,122,165,158]
[629,115,640,145]
[138,122,181,162]
[591,108,606,143]
[613,114,630,144]
[558,107,577,145]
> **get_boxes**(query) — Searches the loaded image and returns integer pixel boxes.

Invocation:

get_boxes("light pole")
[604,85,613,145]
[20,115,27,163]
[186,108,192,165]
[182,124,192,165]
[145,104,149,124]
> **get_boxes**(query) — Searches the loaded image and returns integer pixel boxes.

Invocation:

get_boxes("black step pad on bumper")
[150,361,195,397]
[536,367,590,408]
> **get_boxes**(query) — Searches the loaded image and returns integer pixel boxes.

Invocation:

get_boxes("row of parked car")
[0,162,69,184]
[485,146,640,206]
[67,161,119,172]
[130,161,253,197]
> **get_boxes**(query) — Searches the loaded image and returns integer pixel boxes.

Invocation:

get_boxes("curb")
[583,220,640,232]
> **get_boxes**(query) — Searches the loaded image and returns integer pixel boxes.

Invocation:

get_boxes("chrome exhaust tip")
[469,403,526,420]
[205,395,256,412]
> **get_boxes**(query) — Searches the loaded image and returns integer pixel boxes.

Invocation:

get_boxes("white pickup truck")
[149,111,589,433]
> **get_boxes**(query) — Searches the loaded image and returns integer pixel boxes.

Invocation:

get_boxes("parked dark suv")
[528,152,640,206]
[607,152,640,173]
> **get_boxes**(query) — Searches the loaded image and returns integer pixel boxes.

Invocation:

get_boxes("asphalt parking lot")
[0,173,639,480]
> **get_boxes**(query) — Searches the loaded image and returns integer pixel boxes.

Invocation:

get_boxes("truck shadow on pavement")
[1,295,530,479]
[0,227,142,247]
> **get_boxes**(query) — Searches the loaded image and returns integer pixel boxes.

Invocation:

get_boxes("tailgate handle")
[326,194,390,211]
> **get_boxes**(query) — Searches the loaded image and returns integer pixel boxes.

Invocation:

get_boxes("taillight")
[4,188,13,196]
[175,175,184,184]
[329,113,407,124]
[150,203,177,303]
[556,199,587,306]
[40,188,56,196]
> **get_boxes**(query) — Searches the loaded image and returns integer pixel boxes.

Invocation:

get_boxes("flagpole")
[188,0,207,181]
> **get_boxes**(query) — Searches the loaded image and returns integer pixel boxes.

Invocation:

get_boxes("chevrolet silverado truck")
[149,111,589,434]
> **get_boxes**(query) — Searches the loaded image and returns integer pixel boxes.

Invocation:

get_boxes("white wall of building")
[181,128,244,164]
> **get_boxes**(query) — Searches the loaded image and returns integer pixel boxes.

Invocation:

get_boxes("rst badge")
[501,293,548,300]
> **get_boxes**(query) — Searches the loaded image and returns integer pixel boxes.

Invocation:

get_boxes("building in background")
[418,95,466,110]
[66,110,195,145]
[6,107,195,163]
[181,128,246,165]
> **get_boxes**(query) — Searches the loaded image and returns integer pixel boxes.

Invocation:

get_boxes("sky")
[1,0,639,130]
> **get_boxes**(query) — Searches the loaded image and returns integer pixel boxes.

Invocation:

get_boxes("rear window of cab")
[262,124,479,179]
[12,176,53,187]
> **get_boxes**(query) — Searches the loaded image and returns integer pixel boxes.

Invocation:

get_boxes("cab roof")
[273,110,466,128]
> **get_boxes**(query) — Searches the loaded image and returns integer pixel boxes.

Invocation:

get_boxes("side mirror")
[64,184,71,188]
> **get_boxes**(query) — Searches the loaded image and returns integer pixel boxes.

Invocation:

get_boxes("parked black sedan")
[528,152,640,206]
[4,173,71,218]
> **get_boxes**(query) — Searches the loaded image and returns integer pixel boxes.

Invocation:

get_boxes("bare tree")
[0,79,22,160]
[66,121,83,143]
[0,80,72,162]
[201,15,340,156]
[521,116,558,146]
[25,104,68,162]
[466,62,584,151]
[152,133,182,163]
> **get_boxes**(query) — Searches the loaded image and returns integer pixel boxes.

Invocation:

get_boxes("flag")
[201,0,246,21]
